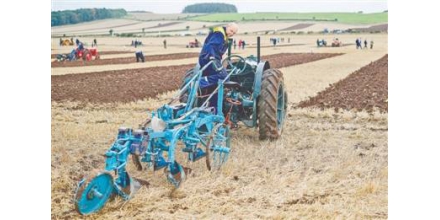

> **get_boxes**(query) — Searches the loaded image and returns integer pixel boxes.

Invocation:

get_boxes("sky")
[51,0,388,13]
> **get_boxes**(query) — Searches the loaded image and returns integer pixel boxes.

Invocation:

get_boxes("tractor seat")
[224,81,241,89]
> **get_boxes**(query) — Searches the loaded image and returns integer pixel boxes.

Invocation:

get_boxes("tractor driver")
[77,41,84,51]
[198,22,238,111]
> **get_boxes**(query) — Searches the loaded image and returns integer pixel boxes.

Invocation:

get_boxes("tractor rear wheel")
[82,50,90,61]
[179,68,195,103]
[258,68,288,140]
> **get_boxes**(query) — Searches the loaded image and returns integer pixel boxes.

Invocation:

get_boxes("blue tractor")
[74,37,287,215]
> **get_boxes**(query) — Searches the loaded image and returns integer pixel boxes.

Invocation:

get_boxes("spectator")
[135,50,145,62]
[163,39,167,49]
[370,40,374,49]
[364,39,368,49]
[242,40,246,49]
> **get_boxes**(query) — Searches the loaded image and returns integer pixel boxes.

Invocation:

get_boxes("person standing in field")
[364,39,368,49]
[370,40,374,49]
[163,39,167,49]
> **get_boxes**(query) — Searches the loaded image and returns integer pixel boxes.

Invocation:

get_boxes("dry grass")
[52,99,388,219]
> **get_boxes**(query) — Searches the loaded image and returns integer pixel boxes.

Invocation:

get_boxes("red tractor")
[186,39,201,48]
[331,38,343,47]
[75,48,100,61]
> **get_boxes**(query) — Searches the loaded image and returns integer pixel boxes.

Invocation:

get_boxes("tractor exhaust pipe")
[228,38,232,58]
[257,36,260,63]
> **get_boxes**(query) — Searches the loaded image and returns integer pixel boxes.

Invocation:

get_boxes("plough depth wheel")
[74,171,114,215]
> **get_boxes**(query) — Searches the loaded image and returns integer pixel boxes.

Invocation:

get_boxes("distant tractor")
[331,38,342,47]
[76,48,100,61]
[58,48,100,62]
[61,39,74,46]
[317,39,327,47]
[186,39,201,48]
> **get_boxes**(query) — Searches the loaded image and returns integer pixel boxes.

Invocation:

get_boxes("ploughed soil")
[280,23,314,31]
[52,53,342,103]
[298,54,388,112]
[351,24,388,32]
[144,21,182,29]
[51,52,200,68]
[51,51,133,59]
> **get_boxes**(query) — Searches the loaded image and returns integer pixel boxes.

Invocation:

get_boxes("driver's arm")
[204,32,225,62]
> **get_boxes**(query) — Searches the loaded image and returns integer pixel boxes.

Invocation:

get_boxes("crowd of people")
[356,38,374,49]
[232,39,246,50]
[131,39,142,48]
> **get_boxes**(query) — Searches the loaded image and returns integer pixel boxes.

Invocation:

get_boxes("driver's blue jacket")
[198,27,229,88]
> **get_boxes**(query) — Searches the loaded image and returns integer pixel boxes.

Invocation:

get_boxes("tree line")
[51,8,127,26]
[182,3,237,13]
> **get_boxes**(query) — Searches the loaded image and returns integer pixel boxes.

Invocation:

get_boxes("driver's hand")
[212,59,223,71]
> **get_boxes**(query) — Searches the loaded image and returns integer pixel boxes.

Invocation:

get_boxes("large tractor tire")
[179,68,195,103]
[258,68,288,140]
[82,49,90,61]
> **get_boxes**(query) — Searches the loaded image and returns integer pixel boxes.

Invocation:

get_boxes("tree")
[186,26,190,30]
[109,29,114,36]
[182,3,237,13]
[51,8,127,27]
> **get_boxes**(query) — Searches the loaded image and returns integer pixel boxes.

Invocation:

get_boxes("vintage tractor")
[61,38,74,46]
[57,48,100,62]
[75,48,100,61]
[317,39,327,47]
[331,38,342,47]
[186,39,201,48]
[74,37,287,215]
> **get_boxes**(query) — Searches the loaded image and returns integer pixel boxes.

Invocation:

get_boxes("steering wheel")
[221,55,247,75]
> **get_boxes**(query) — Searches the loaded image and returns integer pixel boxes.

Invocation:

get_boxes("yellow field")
[51,23,388,219]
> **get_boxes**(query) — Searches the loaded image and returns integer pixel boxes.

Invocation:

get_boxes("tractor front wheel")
[258,69,288,140]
